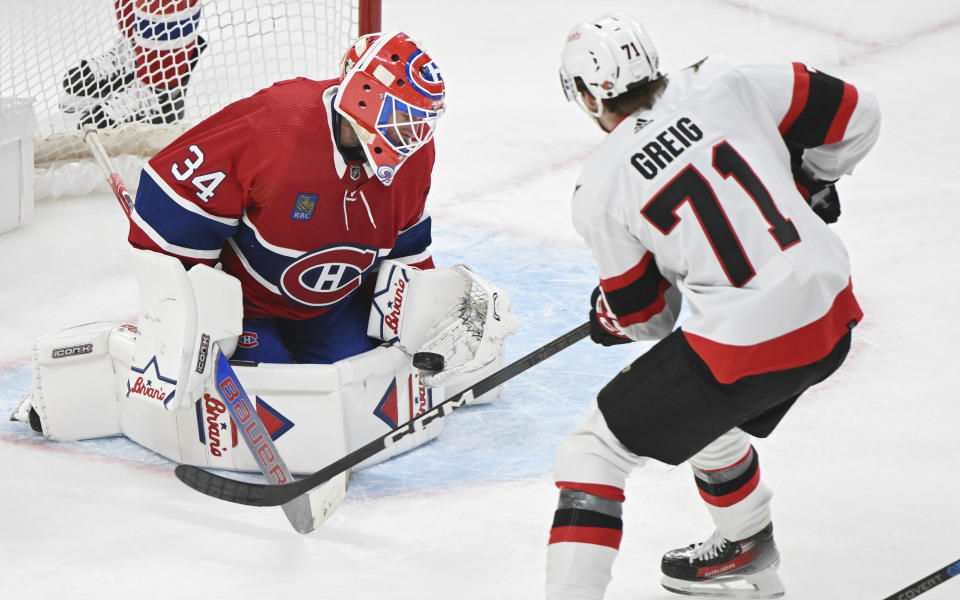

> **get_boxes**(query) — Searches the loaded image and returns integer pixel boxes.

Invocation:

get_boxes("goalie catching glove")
[368,260,519,387]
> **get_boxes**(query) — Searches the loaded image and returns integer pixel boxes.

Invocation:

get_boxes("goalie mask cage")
[0,0,381,198]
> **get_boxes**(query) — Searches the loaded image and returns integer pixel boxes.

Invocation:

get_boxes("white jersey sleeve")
[739,60,881,182]
[572,170,682,341]
[571,56,878,383]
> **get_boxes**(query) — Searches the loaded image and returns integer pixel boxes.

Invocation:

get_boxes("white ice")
[1,1,959,598]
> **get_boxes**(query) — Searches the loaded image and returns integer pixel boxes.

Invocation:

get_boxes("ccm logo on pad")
[51,343,94,359]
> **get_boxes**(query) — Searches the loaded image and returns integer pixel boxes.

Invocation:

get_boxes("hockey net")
[0,0,379,199]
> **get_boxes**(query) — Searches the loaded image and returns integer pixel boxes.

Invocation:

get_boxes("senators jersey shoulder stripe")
[129,77,435,320]
[572,56,879,383]
[599,252,672,328]
[779,62,859,147]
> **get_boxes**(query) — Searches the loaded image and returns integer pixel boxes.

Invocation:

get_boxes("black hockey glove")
[791,158,841,224]
[589,286,632,346]
[807,184,841,224]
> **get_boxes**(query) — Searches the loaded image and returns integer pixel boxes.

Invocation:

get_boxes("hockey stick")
[81,128,338,533]
[175,321,592,507]
[82,126,134,217]
[881,558,960,600]
[210,348,344,533]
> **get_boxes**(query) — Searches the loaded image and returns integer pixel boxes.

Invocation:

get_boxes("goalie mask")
[338,33,381,77]
[334,32,445,186]
[559,12,661,119]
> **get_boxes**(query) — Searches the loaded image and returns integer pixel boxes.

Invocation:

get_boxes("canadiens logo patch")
[279,244,378,307]
[291,193,318,221]
[238,332,259,348]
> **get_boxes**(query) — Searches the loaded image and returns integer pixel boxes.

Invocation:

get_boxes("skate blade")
[60,94,98,114]
[10,392,33,423]
[661,568,785,599]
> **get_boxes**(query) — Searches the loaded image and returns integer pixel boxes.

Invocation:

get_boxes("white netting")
[0,0,360,198]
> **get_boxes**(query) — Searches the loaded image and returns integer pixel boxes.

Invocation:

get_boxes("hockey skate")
[60,37,136,114]
[660,523,785,599]
[78,36,207,129]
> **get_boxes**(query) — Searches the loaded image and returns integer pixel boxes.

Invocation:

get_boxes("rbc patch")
[291,193,318,221]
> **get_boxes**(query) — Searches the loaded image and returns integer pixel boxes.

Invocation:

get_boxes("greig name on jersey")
[630,116,704,180]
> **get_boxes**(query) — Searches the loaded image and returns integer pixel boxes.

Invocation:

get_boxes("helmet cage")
[558,65,602,118]
[375,93,440,156]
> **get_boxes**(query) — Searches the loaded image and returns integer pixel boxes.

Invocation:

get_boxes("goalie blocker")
[11,251,517,476]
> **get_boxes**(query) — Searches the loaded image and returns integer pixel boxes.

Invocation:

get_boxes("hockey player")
[14,32,517,498]
[129,31,445,365]
[61,0,205,127]
[546,13,880,599]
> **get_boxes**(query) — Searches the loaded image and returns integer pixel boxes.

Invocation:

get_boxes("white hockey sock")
[689,428,772,541]
[546,484,624,600]
[548,410,644,599]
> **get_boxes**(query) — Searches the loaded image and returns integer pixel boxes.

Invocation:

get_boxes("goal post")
[0,0,381,198]
[359,0,382,36]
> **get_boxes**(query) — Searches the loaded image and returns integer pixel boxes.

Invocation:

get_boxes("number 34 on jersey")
[170,144,227,203]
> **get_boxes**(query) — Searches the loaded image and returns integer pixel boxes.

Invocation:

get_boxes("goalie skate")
[61,37,136,114]
[660,523,785,599]
[78,36,207,128]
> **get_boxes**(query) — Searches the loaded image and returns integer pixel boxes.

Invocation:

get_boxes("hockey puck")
[413,352,445,371]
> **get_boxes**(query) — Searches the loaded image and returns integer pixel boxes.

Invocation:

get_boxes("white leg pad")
[125,248,242,412]
[21,322,124,441]
[117,344,443,474]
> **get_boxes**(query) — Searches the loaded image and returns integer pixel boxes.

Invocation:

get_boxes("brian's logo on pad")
[373,375,433,429]
[196,393,295,458]
[291,193,318,221]
[127,355,178,407]
[369,262,414,344]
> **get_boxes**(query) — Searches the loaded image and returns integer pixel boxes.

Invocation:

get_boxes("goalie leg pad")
[20,322,124,441]
[126,248,242,412]
[117,344,444,474]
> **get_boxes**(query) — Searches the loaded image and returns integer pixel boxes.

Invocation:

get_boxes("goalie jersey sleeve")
[129,77,435,321]
[572,56,879,383]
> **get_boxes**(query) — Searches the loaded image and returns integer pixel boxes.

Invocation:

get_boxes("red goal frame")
[359,0,382,35]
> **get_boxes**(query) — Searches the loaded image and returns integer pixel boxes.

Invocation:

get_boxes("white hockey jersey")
[572,56,881,383]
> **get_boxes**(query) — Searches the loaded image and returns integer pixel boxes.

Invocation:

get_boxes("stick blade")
[174,464,273,506]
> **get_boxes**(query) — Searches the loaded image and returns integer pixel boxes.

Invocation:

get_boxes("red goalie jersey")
[129,77,435,321]
[573,57,880,383]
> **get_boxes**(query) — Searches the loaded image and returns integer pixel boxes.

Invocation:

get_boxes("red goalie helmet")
[334,32,446,185]
[338,33,382,77]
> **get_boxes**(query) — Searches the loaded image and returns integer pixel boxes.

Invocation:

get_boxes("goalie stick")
[82,126,133,217]
[209,347,345,533]
[81,128,340,534]
[175,321,592,507]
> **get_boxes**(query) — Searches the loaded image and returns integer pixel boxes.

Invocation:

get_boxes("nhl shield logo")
[350,164,362,180]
